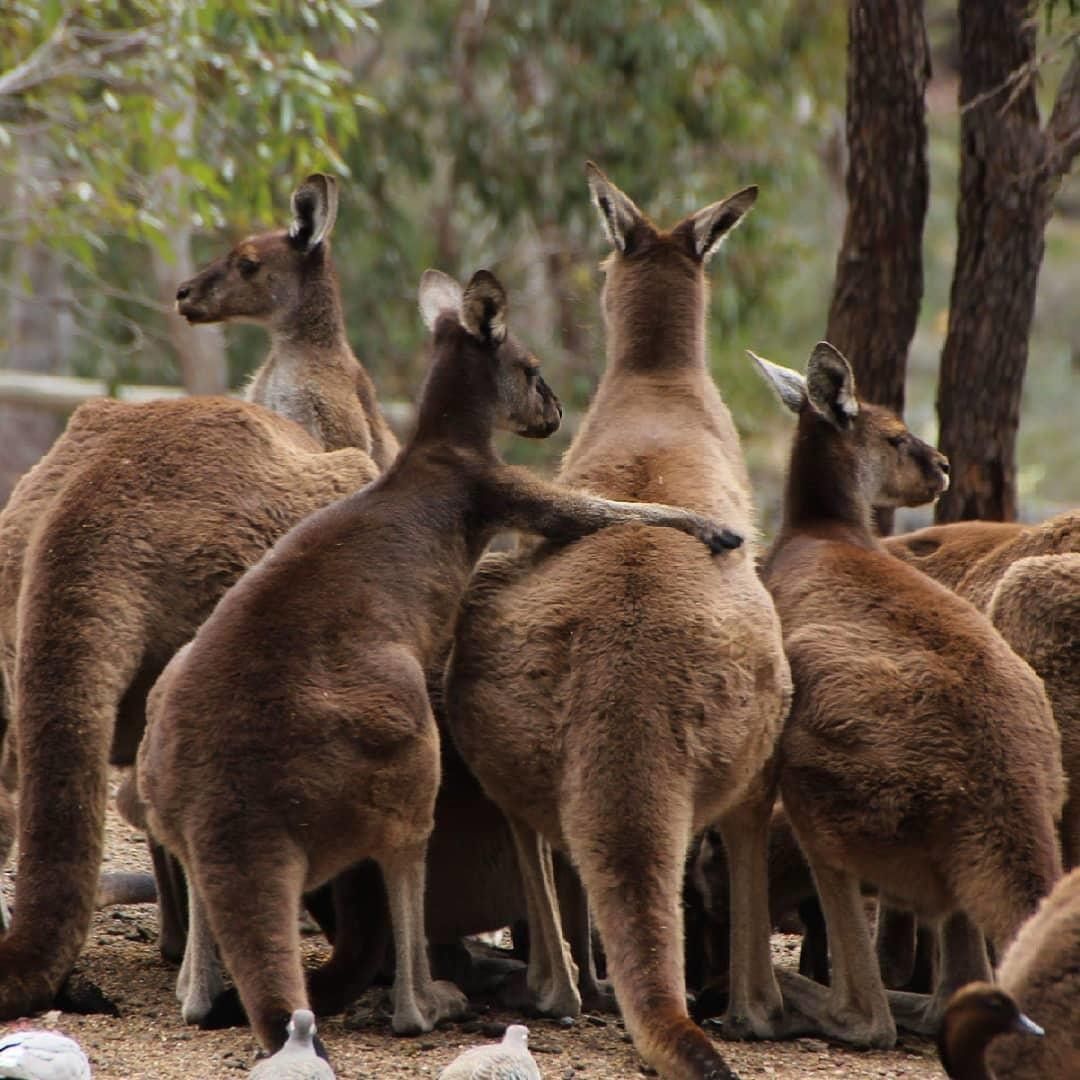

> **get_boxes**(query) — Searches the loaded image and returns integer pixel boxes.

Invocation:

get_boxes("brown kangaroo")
[444,164,792,1080]
[0,175,395,1019]
[885,510,1079,612]
[885,514,1080,866]
[137,268,741,1055]
[753,341,1063,1050]
[939,866,1080,1078]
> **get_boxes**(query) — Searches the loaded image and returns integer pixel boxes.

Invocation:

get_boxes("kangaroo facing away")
[445,164,793,1080]
[885,513,1080,867]
[753,342,1063,1050]
[0,174,394,1019]
[136,268,740,1055]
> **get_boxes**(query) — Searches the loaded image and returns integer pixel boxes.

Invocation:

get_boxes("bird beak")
[1012,1012,1044,1037]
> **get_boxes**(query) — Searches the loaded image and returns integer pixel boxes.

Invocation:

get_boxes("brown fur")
[886,515,1080,866]
[0,175,395,1018]
[690,803,828,989]
[444,165,791,1080]
[754,342,1063,1050]
[939,867,1080,1078]
[885,511,1079,611]
[137,269,738,1053]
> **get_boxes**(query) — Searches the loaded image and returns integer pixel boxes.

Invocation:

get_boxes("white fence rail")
[0,370,415,428]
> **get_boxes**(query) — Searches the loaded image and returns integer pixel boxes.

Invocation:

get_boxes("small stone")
[529,1042,562,1055]
[557,1016,575,1028]
[419,1041,438,1051]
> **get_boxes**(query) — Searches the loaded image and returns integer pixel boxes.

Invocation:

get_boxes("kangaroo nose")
[175,284,191,302]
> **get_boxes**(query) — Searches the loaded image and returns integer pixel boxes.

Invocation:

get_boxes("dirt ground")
[0,774,947,1079]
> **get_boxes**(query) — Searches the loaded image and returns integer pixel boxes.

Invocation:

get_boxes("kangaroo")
[753,341,1063,1050]
[176,173,396,467]
[885,516,1080,866]
[0,175,395,1019]
[885,510,1079,611]
[136,268,741,1055]
[939,866,1080,1078]
[444,164,792,1080]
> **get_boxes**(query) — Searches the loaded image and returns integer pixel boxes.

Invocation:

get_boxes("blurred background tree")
[0,0,1077,526]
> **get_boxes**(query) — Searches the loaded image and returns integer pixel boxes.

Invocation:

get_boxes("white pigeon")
[249,1010,334,1079]
[438,1024,542,1079]
[0,1029,91,1080]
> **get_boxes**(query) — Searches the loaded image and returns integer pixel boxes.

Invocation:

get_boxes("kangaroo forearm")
[490,471,740,551]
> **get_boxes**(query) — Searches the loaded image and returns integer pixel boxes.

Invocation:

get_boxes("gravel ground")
[0,774,947,1079]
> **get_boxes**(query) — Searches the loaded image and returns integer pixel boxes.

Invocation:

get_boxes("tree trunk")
[935,2,1080,522]
[826,0,930,535]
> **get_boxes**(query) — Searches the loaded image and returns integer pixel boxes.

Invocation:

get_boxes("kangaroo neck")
[410,346,498,453]
[603,260,707,376]
[779,416,875,544]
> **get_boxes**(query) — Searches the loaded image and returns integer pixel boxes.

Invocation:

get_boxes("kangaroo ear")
[806,341,859,428]
[418,269,464,331]
[289,174,339,253]
[461,269,507,344]
[677,186,758,263]
[748,350,807,414]
[585,161,650,255]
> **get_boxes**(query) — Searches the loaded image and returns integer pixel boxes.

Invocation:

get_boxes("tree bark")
[935,3,1080,522]
[826,0,930,534]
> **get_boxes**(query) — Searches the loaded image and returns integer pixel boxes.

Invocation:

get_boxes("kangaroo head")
[175,174,339,327]
[585,160,757,335]
[751,341,950,509]
[418,269,563,438]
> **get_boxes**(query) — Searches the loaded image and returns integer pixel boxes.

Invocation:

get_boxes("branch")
[960,29,1078,116]
[1046,43,1080,178]
[0,19,156,98]
[0,15,71,97]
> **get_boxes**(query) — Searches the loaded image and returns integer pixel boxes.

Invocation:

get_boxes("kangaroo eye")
[238,257,259,277]
[888,434,906,448]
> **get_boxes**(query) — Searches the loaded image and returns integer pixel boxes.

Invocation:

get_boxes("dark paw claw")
[709,529,743,554]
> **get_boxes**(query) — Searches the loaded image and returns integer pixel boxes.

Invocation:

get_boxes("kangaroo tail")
[0,561,140,1017]
[565,752,741,1080]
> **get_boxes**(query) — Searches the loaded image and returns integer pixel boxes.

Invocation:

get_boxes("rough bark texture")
[935,3,1080,522]
[826,0,930,535]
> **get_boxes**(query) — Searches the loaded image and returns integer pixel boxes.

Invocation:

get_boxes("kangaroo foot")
[55,971,119,1017]
[391,979,468,1036]
[579,975,617,1015]
[692,979,730,1024]
[886,989,940,1036]
[767,969,896,1050]
[179,964,226,1025]
[431,940,525,997]
[198,986,248,1029]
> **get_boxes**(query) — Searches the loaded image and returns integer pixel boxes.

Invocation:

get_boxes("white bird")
[249,1010,334,1079]
[438,1024,542,1079]
[0,1029,91,1080]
